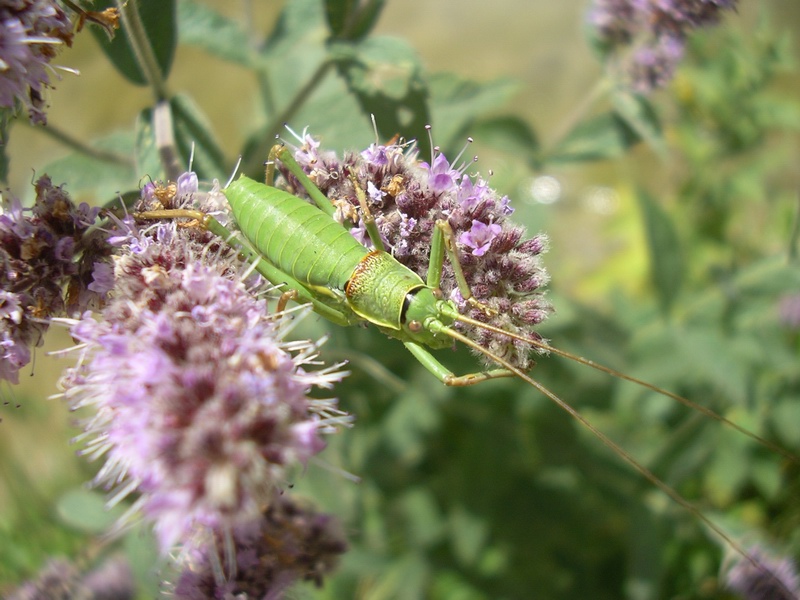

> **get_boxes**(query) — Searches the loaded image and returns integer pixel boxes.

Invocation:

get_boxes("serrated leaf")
[428,73,520,151]
[177,0,253,66]
[56,489,122,533]
[637,189,684,314]
[90,0,177,86]
[548,112,639,163]
[611,88,666,158]
[330,36,431,155]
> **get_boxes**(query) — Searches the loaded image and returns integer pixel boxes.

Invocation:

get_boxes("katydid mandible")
[136,143,797,591]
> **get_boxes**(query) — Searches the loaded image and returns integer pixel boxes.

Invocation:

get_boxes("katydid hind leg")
[136,208,354,327]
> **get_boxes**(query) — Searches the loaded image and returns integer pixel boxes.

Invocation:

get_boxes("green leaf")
[399,488,444,548]
[90,0,177,86]
[449,506,488,567]
[771,398,800,447]
[330,36,431,154]
[428,73,519,152]
[171,95,228,181]
[41,132,137,200]
[0,108,11,184]
[325,0,386,40]
[263,0,327,53]
[469,115,540,167]
[56,489,122,534]
[177,0,253,66]
[548,112,639,163]
[611,88,666,159]
[637,189,685,314]
[134,108,164,181]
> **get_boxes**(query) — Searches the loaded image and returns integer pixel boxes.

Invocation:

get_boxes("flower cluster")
[0,175,109,383]
[0,0,75,124]
[57,173,350,560]
[283,132,551,371]
[172,495,347,599]
[588,0,738,92]
[7,555,134,600]
[725,546,800,600]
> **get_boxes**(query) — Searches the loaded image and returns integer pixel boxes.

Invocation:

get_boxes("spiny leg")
[135,209,354,327]
[349,174,385,252]
[429,219,497,317]
[275,290,299,314]
[403,341,513,386]
[265,144,335,217]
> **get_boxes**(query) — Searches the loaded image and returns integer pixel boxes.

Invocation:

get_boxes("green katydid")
[136,142,797,593]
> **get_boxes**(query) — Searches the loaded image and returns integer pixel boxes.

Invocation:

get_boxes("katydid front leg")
[429,219,498,317]
[405,218,514,384]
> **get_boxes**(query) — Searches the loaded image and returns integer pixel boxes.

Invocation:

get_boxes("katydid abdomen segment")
[226,176,368,292]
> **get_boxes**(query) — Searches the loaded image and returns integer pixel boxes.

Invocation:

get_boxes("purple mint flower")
[8,555,135,600]
[0,1,75,124]
[58,190,350,553]
[171,496,347,598]
[0,290,23,324]
[725,546,800,600]
[175,171,199,196]
[0,176,108,382]
[778,293,800,330]
[367,180,384,203]
[459,220,502,257]
[361,142,390,166]
[87,261,115,295]
[422,153,461,194]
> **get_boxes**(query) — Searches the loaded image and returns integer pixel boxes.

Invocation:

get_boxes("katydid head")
[400,286,457,349]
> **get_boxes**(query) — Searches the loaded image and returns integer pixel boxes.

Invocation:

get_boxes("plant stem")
[25,121,133,167]
[116,0,170,102]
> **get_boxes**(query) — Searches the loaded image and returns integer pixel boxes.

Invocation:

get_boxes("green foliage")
[90,0,177,87]
[2,1,799,599]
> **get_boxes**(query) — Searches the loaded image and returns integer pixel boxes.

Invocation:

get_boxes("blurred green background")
[2,1,800,598]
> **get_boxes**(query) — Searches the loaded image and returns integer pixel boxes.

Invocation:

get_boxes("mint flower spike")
[53,173,351,555]
[588,0,738,92]
[280,132,551,371]
[724,545,800,600]
[171,496,347,599]
[0,0,76,124]
[7,555,135,600]
[1,176,109,384]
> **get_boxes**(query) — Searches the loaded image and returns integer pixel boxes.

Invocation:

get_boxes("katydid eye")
[408,320,423,333]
